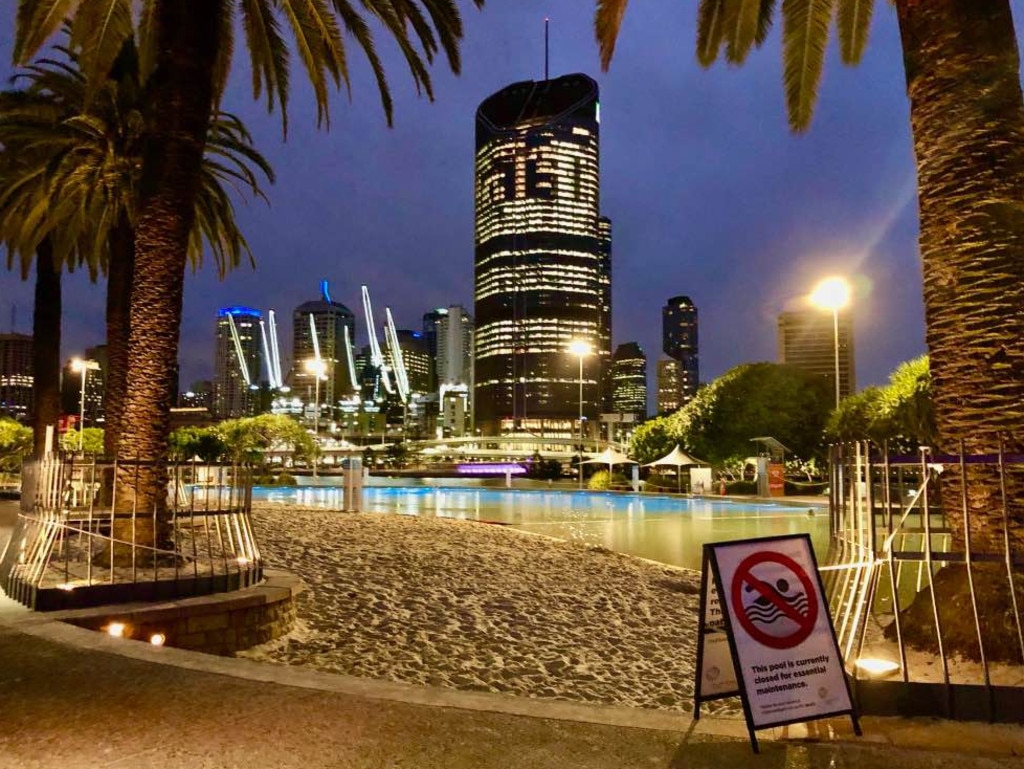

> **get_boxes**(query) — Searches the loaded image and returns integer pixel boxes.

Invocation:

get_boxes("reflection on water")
[255,487,829,571]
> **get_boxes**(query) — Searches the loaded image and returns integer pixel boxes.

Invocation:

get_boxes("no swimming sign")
[694,534,860,753]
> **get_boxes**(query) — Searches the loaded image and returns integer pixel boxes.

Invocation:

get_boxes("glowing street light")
[568,340,593,489]
[70,358,100,451]
[809,277,851,409]
[304,358,328,478]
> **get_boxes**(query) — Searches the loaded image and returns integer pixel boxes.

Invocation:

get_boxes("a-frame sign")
[694,534,860,753]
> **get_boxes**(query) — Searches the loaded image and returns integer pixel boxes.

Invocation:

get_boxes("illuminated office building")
[777,309,855,398]
[0,333,33,422]
[662,296,699,405]
[610,342,647,422]
[656,358,684,416]
[213,307,262,419]
[474,73,611,436]
[61,344,107,426]
[290,283,358,420]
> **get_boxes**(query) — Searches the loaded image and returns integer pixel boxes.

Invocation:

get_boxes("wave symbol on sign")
[743,578,808,626]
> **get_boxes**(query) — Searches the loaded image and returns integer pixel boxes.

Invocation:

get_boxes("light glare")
[809,276,852,311]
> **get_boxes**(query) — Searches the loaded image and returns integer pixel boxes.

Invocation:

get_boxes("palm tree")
[595,0,1024,658]
[14,0,479,523]
[1,37,273,466]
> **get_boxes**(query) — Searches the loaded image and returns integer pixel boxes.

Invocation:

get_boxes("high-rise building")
[0,333,33,422]
[436,305,474,390]
[777,309,856,398]
[610,342,647,421]
[421,307,448,392]
[656,358,684,415]
[387,329,432,396]
[474,73,611,436]
[436,305,474,438]
[662,296,699,405]
[213,307,262,419]
[290,282,358,419]
[61,345,107,427]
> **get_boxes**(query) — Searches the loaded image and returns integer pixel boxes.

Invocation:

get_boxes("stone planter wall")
[59,570,301,656]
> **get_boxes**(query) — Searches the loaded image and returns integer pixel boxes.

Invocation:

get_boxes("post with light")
[810,277,851,409]
[568,341,592,489]
[304,358,327,478]
[70,358,99,451]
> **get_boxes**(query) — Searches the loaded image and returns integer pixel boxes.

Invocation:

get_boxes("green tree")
[14,0,480,527]
[168,426,227,463]
[59,427,105,454]
[0,418,32,475]
[594,0,1024,550]
[826,356,933,452]
[628,416,676,465]
[672,363,832,465]
[217,415,314,467]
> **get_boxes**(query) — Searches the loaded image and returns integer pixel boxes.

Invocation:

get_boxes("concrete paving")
[1,500,1023,769]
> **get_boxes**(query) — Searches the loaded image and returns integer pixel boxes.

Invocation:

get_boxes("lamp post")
[70,358,99,452]
[568,341,592,489]
[304,358,327,478]
[809,277,852,409]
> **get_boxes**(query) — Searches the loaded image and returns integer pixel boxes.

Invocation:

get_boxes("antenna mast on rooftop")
[544,17,550,80]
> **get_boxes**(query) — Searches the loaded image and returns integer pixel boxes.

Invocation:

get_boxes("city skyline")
[2,3,979,396]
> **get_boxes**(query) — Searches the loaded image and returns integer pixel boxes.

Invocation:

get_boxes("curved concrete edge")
[3,610,1024,759]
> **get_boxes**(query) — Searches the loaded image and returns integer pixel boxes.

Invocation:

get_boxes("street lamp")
[809,277,852,409]
[70,358,100,451]
[568,340,592,489]
[303,358,327,478]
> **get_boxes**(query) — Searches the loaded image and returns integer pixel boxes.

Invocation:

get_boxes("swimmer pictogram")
[730,551,818,649]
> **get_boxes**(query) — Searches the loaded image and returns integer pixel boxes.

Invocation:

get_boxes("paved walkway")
[2,501,1022,769]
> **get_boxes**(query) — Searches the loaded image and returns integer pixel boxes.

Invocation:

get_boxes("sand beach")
[243,504,730,715]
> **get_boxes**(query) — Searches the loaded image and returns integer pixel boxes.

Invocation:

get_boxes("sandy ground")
[242,504,735,715]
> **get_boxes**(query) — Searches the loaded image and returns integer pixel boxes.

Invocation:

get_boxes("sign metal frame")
[694,534,861,753]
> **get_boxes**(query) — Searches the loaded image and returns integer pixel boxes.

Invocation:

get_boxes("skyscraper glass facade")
[474,73,611,436]
[777,309,855,398]
[290,285,358,419]
[662,296,699,405]
[213,307,262,419]
[611,342,647,420]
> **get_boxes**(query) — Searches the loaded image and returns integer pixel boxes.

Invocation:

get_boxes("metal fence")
[0,455,262,610]
[827,440,1024,722]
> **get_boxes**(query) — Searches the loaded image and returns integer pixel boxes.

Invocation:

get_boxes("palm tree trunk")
[897,0,1024,551]
[103,214,134,458]
[113,1,223,557]
[31,238,60,459]
[895,0,1024,662]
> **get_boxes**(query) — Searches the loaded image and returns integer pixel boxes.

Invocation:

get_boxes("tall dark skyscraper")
[662,296,699,405]
[213,307,262,419]
[777,309,855,398]
[290,283,358,418]
[473,73,611,436]
[0,333,33,422]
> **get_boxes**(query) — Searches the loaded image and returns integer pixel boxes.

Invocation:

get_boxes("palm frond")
[277,0,344,128]
[696,0,728,68]
[781,0,835,132]
[754,0,777,47]
[725,0,764,64]
[836,0,874,65]
[417,0,469,74]
[14,0,80,64]
[329,0,393,124]
[595,0,629,71]
[211,3,237,109]
[68,0,134,94]
[241,0,292,131]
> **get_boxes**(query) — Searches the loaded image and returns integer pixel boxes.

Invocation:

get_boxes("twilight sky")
[3,3,1023,400]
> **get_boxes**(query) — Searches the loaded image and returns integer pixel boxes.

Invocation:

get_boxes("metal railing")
[826,440,1024,721]
[0,455,262,610]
